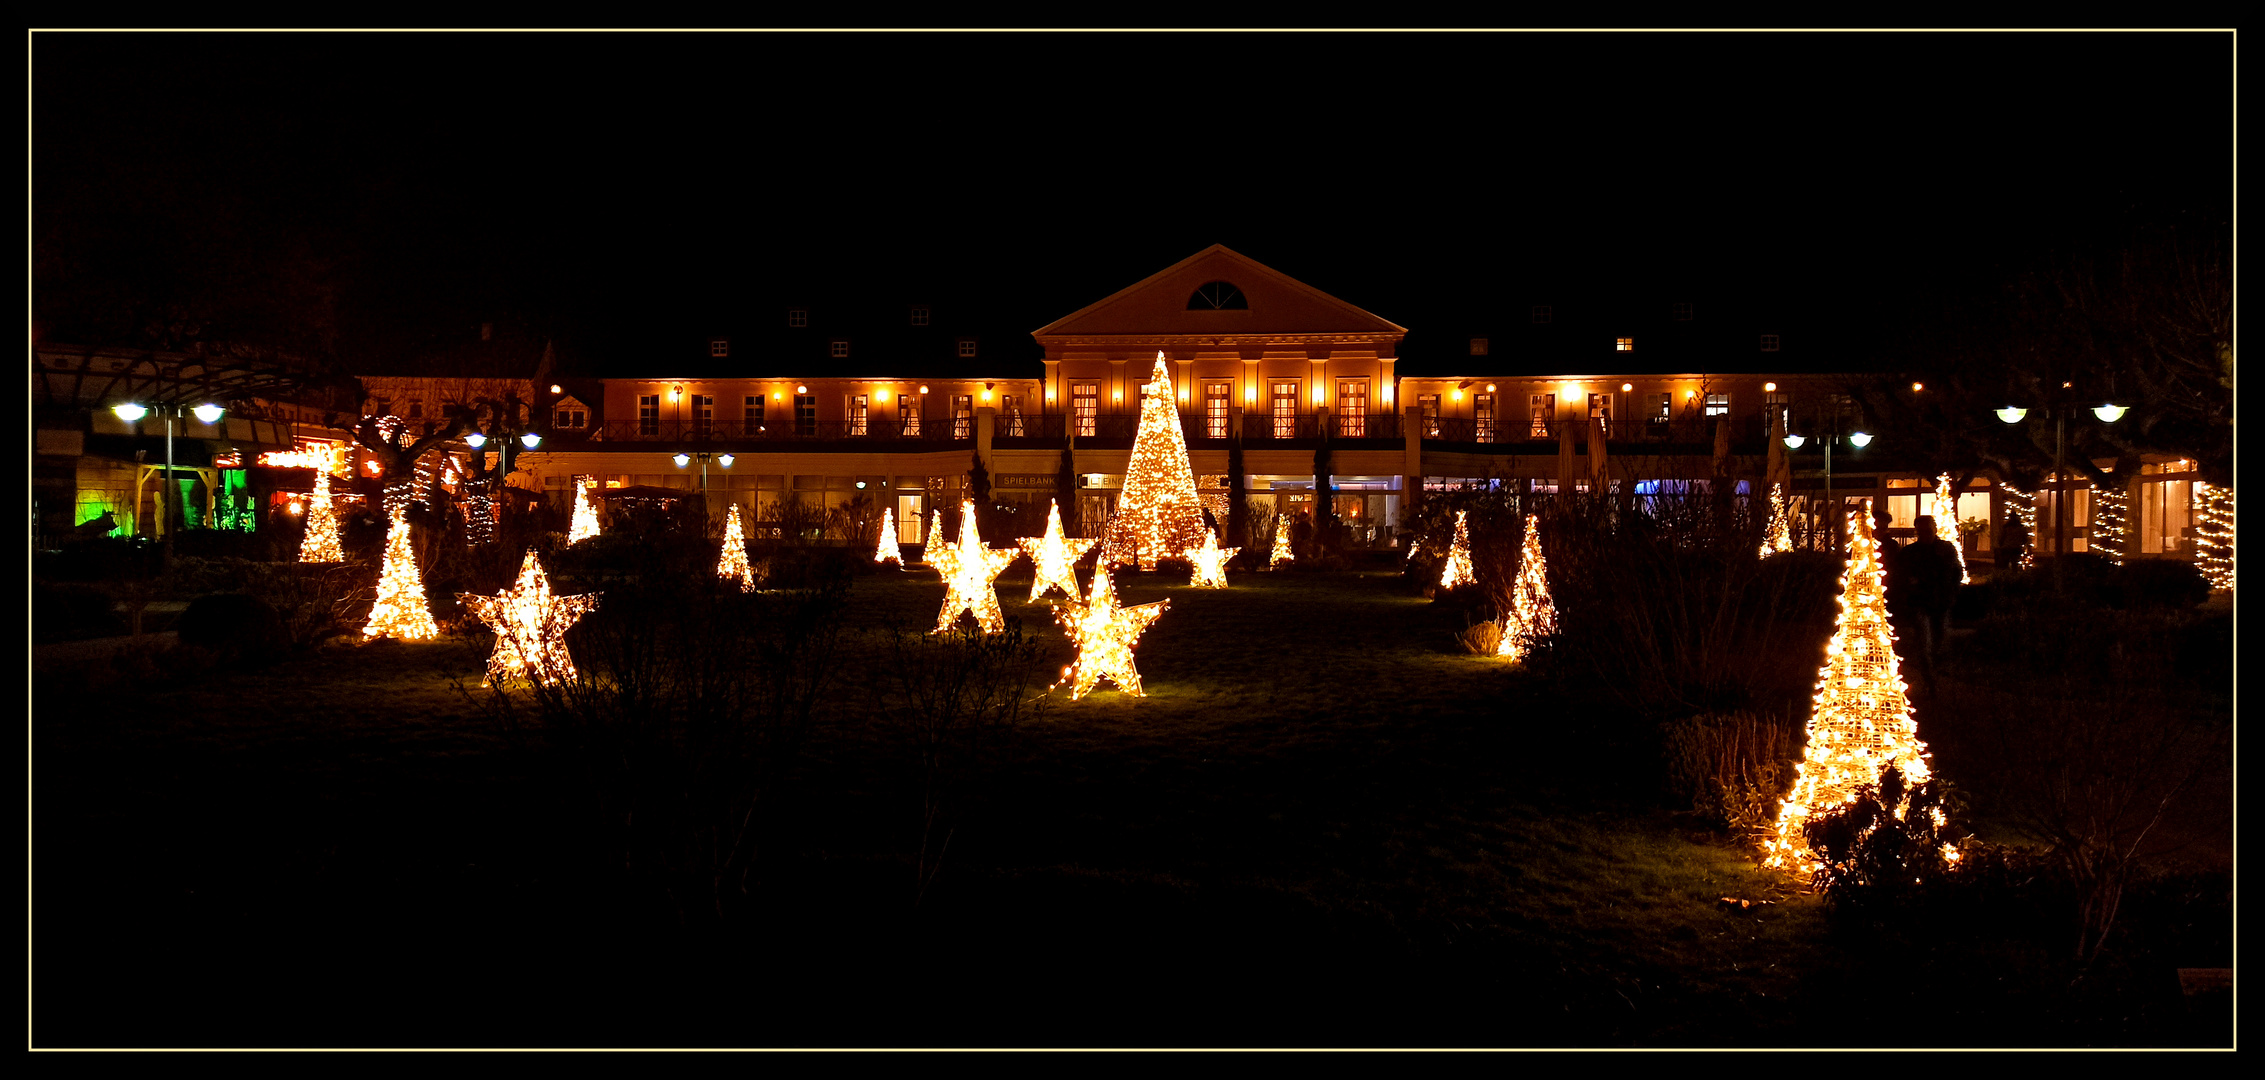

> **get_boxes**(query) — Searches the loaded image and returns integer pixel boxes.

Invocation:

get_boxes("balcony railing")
[578,420,969,444]
[1418,415,1765,445]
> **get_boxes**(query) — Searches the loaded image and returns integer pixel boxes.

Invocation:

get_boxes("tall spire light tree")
[298,467,345,563]
[1765,505,1941,875]
[362,506,441,640]
[1495,515,1557,662]
[1269,513,1294,569]
[875,507,902,566]
[1019,498,1096,601]
[1440,510,1477,591]
[569,481,601,545]
[1100,353,1208,571]
[717,502,757,592]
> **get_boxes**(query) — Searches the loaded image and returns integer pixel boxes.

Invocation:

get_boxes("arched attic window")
[1187,281,1248,310]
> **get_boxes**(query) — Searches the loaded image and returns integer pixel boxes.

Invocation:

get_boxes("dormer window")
[1532,305,1552,324]
[1187,281,1247,310]
[1469,338,1489,356]
[831,340,850,358]
[710,340,729,357]
[1672,302,1693,321]
[958,339,978,358]
[1760,334,1781,352]
[911,305,931,326]
[1616,338,1634,352]
[788,307,808,328]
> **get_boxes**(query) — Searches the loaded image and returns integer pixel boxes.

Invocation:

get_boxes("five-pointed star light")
[1018,499,1098,601]
[459,548,601,686]
[1184,529,1238,588]
[1054,564,1169,700]
[934,500,1020,634]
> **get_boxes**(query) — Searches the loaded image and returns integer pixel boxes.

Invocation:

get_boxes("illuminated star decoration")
[717,502,757,591]
[1184,529,1238,589]
[1269,514,1294,568]
[1053,564,1169,700]
[298,468,345,563]
[1439,510,1477,590]
[1098,353,1208,570]
[458,548,600,686]
[362,506,441,640]
[1496,514,1557,662]
[1765,506,1937,875]
[569,481,601,544]
[1931,477,1971,583]
[1017,498,1097,601]
[934,499,1020,634]
[876,507,902,566]
[924,508,958,580]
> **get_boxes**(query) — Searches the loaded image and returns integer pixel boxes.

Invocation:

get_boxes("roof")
[1032,245,1407,342]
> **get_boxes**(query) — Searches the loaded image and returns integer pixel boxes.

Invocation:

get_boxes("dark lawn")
[32,563,2230,1048]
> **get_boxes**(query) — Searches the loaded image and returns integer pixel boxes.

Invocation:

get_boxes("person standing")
[1904,514,1964,693]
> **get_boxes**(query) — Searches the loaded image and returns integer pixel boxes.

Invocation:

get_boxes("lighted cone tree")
[1054,564,1169,700]
[458,548,600,686]
[1495,515,1557,662]
[298,468,345,563]
[925,508,958,580]
[876,507,902,566]
[1099,353,1208,570]
[1765,507,1938,874]
[362,507,441,640]
[1269,514,1294,568]
[1018,498,1096,601]
[934,499,1019,634]
[1439,510,1477,590]
[1762,483,1793,558]
[1185,529,1238,588]
[1932,477,1970,582]
[569,482,601,544]
[716,503,757,591]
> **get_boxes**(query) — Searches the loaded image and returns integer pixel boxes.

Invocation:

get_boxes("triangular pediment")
[1034,245,1406,339]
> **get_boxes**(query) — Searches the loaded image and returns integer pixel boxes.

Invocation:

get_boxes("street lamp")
[675,450,732,493]
[1783,410,1872,549]
[110,400,225,565]
[1997,395,2128,586]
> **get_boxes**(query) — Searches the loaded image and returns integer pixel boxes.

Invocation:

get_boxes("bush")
[1454,619,1502,656]
[2113,559,2209,610]
[1804,767,1966,916]
[174,593,290,665]
[1660,710,1801,832]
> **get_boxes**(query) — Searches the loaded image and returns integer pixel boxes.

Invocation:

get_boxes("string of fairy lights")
[875,507,902,566]
[717,502,757,592]
[1495,515,1556,663]
[2090,483,2129,564]
[2193,481,2234,590]
[1439,511,1476,590]
[1099,353,1209,571]
[569,482,601,544]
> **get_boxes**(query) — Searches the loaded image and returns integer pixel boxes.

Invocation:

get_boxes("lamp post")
[112,401,226,567]
[1996,393,2126,591]
[1783,409,1871,550]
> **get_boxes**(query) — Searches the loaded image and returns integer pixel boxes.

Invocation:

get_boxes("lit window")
[710,340,729,357]
[1071,383,1098,437]
[1531,305,1552,325]
[1272,382,1298,438]
[638,395,660,437]
[1649,392,1672,423]
[795,395,817,436]
[1616,338,1634,352]
[910,306,930,326]
[1705,393,1730,417]
[1528,394,1554,438]
[1001,395,1023,437]
[1337,380,1367,438]
[1204,381,1231,439]
[831,340,849,358]
[849,394,868,436]
[953,394,973,439]
[1760,334,1781,352]
[1672,302,1693,321]
[1419,394,1440,437]
[1474,393,1496,443]
[1469,338,1489,356]
[744,395,764,431]
[958,339,977,358]
[1588,392,1614,425]
[900,394,921,437]
[788,307,808,328]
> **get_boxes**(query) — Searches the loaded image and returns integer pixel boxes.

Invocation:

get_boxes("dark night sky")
[33,32,2232,374]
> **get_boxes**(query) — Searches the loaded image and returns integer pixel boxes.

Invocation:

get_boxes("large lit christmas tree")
[362,506,441,640]
[1765,506,1937,874]
[875,507,902,566]
[1269,514,1294,568]
[1495,514,1556,662]
[1019,498,1096,601]
[717,502,756,591]
[1100,353,1207,570]
[298,468,345,563]
[569,481,601,544]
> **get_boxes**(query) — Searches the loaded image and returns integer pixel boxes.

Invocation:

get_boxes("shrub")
[1454,619,1502,656]
[1660,710,1801,833]
[2112,559,2209,610]
[173,593,290,665]
[1803,766,1967,916]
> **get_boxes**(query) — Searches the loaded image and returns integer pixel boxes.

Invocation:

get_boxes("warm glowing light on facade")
[716,503,757,592]
[458,548,599,687]
[1495,515,1557,663]
[1184,529,1238,589]
[1100,354,1208,571]
[1018,499,1096,601]
[1765,382,1777,393]
[261,443,346,472]
[362,508,441,641]
[1053,564,1168,701]
[1439,511,1477,590]
[1766,508,1935,874]
[934,500,1019,634]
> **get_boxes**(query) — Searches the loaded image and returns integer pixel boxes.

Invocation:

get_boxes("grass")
[32,561,2230,1048]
